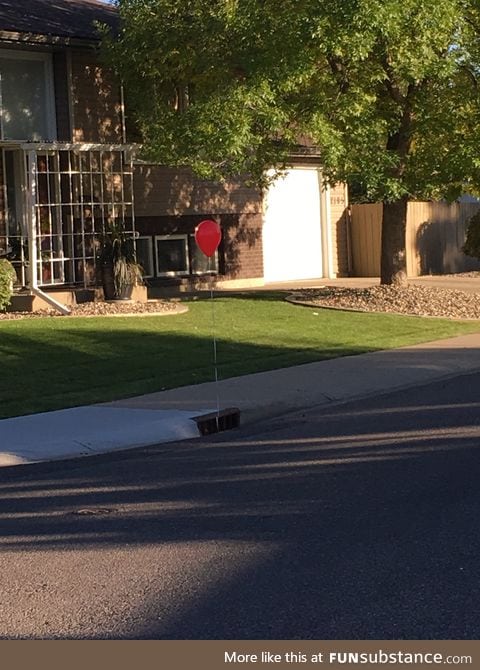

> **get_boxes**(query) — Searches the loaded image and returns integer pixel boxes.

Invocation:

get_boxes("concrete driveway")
[261,274,480,294]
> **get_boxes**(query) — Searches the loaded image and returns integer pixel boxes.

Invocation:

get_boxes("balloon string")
[210,274,220,429]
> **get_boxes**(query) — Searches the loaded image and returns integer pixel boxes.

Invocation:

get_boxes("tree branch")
[380,53,406,105]
[327,55,349,93]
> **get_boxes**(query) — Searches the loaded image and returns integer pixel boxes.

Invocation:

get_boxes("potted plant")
[97,222,144,300]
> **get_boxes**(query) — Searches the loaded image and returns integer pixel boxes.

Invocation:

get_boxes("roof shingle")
[0,0,118,42]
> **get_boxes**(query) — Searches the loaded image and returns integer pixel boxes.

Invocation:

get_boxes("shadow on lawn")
[0,326,374,419]
[0,372,480,638]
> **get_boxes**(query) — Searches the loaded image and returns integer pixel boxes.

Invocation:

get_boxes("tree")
[103,0,480,284]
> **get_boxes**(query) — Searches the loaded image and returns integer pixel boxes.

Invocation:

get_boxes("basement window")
[153,234,219,277]
[155,235,189,276]
[189,234,218,274]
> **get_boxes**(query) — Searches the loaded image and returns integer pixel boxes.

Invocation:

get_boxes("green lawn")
[1,292,480,419]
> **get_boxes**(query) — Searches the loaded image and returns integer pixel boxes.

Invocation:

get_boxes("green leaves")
[103,0,480,200]
[0,259,16,312]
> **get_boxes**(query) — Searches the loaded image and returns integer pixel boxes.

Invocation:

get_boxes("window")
[189,234,219,274]
[0,51,56,141]
[155,235,189,276]
[136,236,155,278]
[153,233,220,277]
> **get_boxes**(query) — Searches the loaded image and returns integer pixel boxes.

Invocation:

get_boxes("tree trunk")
[380,198,408,285]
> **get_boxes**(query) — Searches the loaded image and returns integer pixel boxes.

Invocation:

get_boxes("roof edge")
[0,29,101,48]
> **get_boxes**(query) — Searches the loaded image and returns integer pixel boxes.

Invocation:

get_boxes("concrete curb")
[107,332,480,425]
[3,331,480,468]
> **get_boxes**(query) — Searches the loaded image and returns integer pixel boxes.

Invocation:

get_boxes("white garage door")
[263,167,323,282]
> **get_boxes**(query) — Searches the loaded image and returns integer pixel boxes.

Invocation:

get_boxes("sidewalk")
[107,332,480,421]
[1,332,480,466]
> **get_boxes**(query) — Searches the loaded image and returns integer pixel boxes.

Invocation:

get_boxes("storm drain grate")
[194,407,241,436]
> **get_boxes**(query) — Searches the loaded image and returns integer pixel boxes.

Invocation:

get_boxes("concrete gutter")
[106,333,480,424]
[2,332,480,467]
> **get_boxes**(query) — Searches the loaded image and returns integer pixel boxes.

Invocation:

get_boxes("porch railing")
[0,141,136,290]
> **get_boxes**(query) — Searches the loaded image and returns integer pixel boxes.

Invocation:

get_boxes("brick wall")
[134,165,262,216]
[134,165,264,279]
[136,212,263,280]
[223,213,263,279]
[70,49,123,143]
[53,51,71,141]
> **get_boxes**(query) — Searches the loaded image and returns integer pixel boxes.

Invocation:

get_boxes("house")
[134,161,350,289]
[0,0,350,313]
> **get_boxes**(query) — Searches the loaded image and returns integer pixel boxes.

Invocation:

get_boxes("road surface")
[0,371,479,639]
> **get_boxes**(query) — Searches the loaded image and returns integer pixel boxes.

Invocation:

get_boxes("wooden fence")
[350,201,480,277]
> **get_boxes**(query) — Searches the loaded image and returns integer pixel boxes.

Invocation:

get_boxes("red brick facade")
[70,48,123,144]
[52,51,71,141]
[0,39,350,285]
[134,165,264,280]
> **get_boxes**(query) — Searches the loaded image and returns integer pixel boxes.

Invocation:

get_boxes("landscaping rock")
[0,300,183,320]
[289,284,480,319]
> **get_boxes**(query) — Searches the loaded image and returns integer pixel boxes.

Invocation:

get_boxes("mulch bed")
[0,300,185,320]
[288,284,480,319]
[4,283,480,320]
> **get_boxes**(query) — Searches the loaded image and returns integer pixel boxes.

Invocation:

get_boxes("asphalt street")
[0,370,480,639]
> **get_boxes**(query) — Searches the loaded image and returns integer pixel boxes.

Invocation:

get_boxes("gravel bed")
[289,285,480,319]
[439,271,480,278]
[0,300,184,320]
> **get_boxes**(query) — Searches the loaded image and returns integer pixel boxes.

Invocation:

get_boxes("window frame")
[189,233,219,275]
[155,234,190,277]
[0,49,57,141]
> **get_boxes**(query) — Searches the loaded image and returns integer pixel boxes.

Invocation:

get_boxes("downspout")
[26,150,71,315]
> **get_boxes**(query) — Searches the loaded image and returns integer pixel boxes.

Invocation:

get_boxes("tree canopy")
[103,0,480,282]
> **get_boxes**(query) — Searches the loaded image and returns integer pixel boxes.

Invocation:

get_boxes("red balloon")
[195,219,222,257]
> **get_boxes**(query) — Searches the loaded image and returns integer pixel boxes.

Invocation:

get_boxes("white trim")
[319,172,335,279]
[155,234,190,277]
[325,183,335,278]
[0,48,57,141]
[120,84,127,144]
[19,142,137,152]
[26,150,38,289]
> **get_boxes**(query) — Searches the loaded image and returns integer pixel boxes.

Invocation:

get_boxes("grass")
[1,291,480,418]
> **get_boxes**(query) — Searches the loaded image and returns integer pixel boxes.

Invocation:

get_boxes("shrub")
[463,210,480,261]
[0,259,16,311]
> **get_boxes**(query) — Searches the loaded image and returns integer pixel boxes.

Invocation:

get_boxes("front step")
[9,290,78,312]
[8,285,148,312]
